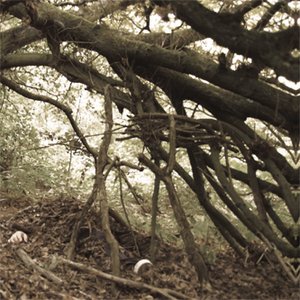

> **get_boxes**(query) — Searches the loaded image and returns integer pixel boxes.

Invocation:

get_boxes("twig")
[118,166,145,207]
[115,159,144,171]
[7,205,39,224]
[0,224,8,231]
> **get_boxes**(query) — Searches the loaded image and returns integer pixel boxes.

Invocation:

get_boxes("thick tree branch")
[1,5,299,129]
[3,1,297,122]
[1,53,133,114]
[166,0,299,81]
[0,25,43,56]
[134,65,293,129]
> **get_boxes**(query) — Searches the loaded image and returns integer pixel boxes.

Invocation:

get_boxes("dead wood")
[56,256,191,300]
[16,248,64,285]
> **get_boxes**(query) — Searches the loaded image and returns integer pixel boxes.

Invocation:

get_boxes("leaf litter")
[0,195,298,299]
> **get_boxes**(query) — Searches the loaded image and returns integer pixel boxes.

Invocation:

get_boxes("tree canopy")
[1,0,299,285]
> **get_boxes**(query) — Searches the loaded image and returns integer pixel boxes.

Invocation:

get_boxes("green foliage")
[0,99,39,193]
[0,96,85,197]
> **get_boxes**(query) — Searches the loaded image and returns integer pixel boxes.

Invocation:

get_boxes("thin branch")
[231,0,264,18]
[263,158,298,222]
[166,114,176,175]
[0,75,97,159]
[117,165,141,256]
[254,1,286,30]
[261,77,298,95]
[115,159,144,171]
[118,167,145,207]
[0,75,72,113]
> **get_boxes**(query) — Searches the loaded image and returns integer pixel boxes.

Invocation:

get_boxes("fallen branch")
[56,256,191,300]
[16,248,64,285]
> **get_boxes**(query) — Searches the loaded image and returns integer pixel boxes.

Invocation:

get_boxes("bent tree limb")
[16,248,63,285]
[66,85,120,274]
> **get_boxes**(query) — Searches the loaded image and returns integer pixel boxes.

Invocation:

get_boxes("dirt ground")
[0,194,299,299]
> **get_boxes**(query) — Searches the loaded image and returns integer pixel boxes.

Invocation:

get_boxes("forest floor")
[0,194,299,300]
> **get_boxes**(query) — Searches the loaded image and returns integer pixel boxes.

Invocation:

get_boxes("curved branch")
[263,158,299,222]
[0,75,97,159]
[0,75,72,113]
